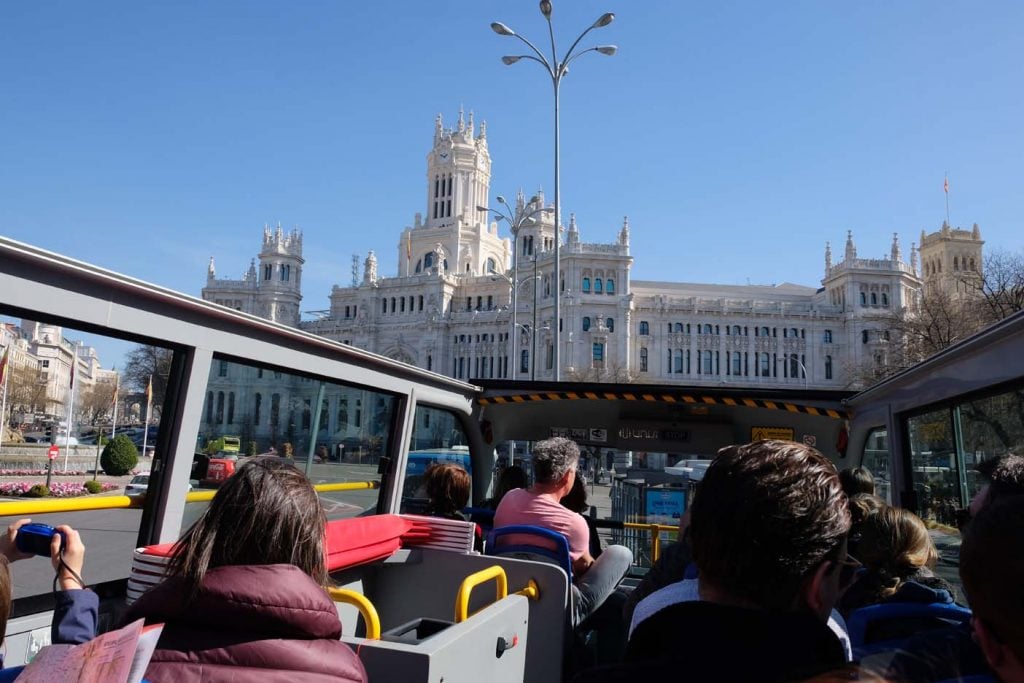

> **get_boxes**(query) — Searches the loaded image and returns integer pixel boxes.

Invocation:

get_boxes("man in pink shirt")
[494,437,633,626]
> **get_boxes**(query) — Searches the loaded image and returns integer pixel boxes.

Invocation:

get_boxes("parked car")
[126,473,191,495]
[125,474,150,495]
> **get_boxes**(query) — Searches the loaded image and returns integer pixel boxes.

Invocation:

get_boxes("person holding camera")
[0,518,96,666]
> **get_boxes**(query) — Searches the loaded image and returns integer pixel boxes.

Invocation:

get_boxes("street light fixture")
[479,198,553,380]
[491,0,616,381]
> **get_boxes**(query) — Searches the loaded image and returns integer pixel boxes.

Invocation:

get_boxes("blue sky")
[2,1,1022,369]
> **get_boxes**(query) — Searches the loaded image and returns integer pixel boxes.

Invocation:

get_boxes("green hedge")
[101,435,139,476]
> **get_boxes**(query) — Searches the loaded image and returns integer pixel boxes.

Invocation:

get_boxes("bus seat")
[464,506,496,531]
[847,601,973,658]
[325,515,418,571]
[486,525,573,581]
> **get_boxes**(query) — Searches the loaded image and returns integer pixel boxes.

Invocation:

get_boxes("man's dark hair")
[839,466,876,497]
[690,440,850,610]
[960,494,1024,662]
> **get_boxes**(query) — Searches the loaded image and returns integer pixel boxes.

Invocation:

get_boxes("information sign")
[751,426,796,442]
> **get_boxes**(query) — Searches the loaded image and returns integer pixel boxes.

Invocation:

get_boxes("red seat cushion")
[324,515,413,571]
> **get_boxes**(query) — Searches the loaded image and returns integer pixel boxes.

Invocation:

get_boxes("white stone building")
[204,110,986,395]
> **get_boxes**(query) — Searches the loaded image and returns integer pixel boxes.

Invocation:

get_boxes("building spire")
[619,216,630,246]
[891,232,902,262]
[824,241,832,273]
[207,256,216,280]
[845,230,857,261]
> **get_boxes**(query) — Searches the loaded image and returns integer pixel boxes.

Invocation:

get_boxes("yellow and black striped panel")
[477,391,848,420]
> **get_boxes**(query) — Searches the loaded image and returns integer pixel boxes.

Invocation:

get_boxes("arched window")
[881,293,889,306]
[870,293,878,305]
[731,353,742,376]
[594,278,603,294]
[674,349,683,373]
[824,329,833,343]
[582,317,591,331]
[825,355,833,380]
[486,257,497,273]
[606,318,614,332]
[732,325,742,336]
[582,277,591,293]
[528,236,534,255]
[544,277,551,297]
[520,350,529,373]
[640,348,648,372]
[522,236,529,256]
[703,324,714,335]
[639,321,650,336]
[790,328,798,337]
[423,252,434,269]
[281,264,290,282]
[862,330,870,344]
[675,322,684,333]
[263,264,272,280]
[860,292,867,305]
[415,260,422,273]
[761,326,770,337]
[606,279,615,294]
[382,299,388,313]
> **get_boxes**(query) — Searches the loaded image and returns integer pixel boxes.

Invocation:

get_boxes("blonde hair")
[857,506,937,598]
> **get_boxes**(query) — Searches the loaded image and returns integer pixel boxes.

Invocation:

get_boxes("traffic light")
[45,425,53,443]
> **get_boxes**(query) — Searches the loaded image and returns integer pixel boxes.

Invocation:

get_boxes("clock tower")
[424,106,491,230]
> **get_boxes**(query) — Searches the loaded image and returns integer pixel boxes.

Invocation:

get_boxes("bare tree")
[122,345,173,417]
[78,381,116,426]
[848,290,989,388]
[6,364,50,419]
[965,249,1024,323]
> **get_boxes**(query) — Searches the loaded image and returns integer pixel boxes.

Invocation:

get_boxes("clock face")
[439,151,449,161]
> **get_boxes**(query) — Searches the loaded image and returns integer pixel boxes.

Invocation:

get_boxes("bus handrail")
[327,587,382,640]
[0,480,380,516]
[454,565,508,623]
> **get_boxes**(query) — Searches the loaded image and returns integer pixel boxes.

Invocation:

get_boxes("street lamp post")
[478,196,552,380]
[491,2,616,381]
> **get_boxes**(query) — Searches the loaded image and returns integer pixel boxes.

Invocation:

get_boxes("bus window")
[860,427,892,503]
[906,408,959,526]
[402,405,471,512]
[194,357,398,529]
[958,387,1024,502]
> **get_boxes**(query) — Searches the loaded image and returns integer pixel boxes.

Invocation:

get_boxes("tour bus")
[2,237,1022,681]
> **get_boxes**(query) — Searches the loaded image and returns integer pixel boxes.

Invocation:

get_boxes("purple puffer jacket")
[124,564,367,683]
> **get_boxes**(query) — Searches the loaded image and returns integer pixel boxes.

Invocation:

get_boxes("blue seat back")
[486,525,573,580]
[847,601,973,658]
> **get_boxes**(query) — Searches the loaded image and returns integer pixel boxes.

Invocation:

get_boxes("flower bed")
[0,481,119,497]
[0,469,87,477]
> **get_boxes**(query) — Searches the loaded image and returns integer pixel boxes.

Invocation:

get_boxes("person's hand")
[0,519,36,563]
[51,525,85,590]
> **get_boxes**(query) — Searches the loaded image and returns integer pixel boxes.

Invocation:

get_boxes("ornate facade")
[204,110,986,391]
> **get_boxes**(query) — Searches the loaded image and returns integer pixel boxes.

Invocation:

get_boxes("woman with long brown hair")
[125,457,366,682]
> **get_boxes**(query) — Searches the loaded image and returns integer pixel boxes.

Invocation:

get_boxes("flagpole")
[944,172,950,226]
[64,352,79,472]
[0,363,8,456]
[141,375,151,460]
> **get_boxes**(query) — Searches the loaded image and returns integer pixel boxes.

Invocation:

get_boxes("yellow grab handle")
[329,587,382,640]
[454,565,508,623]
[515,579,541,601]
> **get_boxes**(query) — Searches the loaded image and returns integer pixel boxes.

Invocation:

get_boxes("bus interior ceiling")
[475,381,854,462]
